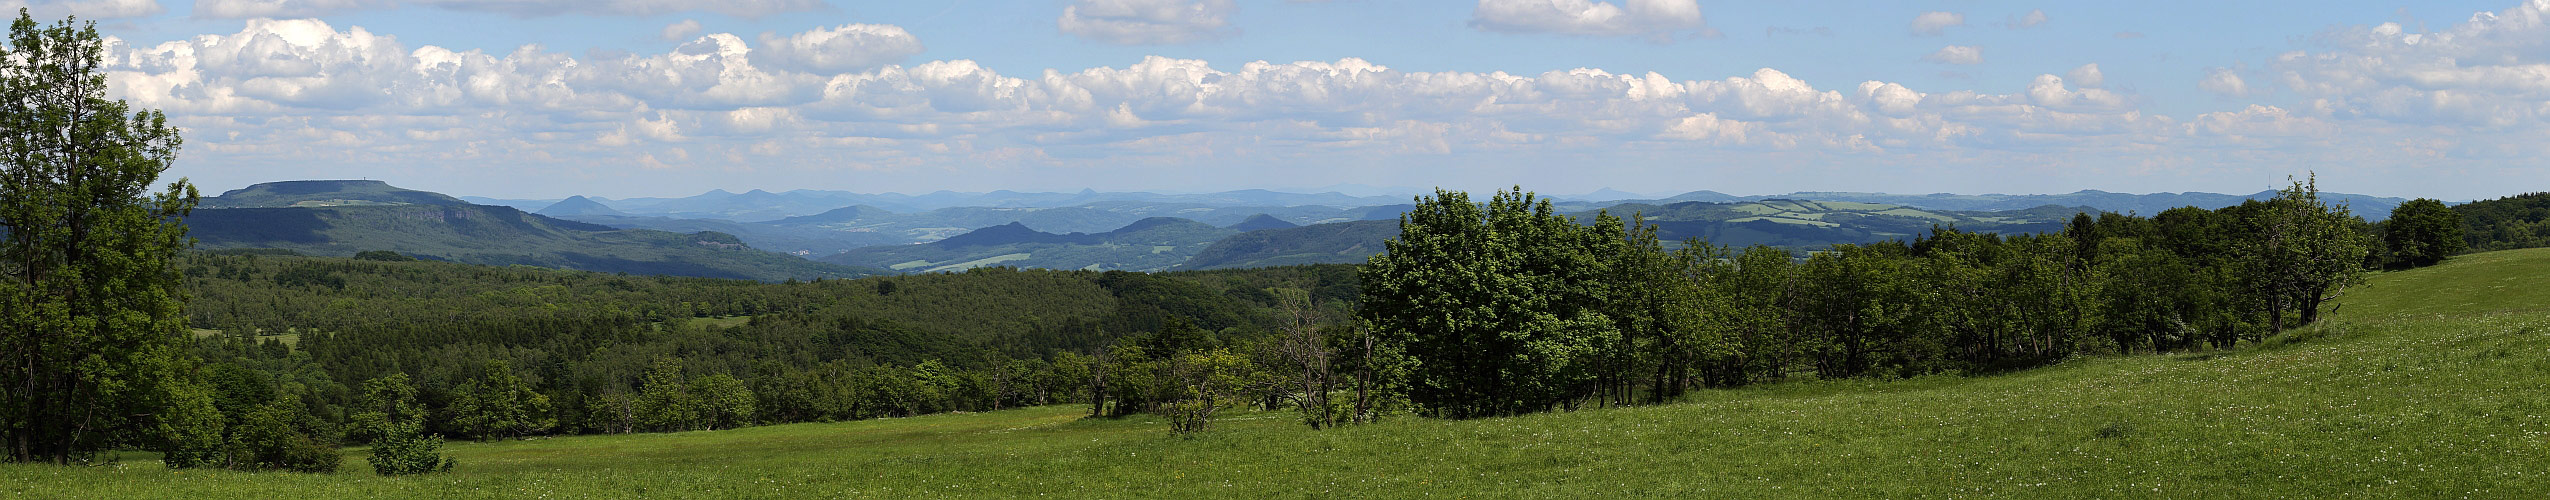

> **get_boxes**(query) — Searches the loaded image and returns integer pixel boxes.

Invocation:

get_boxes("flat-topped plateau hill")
[186,181,880,281]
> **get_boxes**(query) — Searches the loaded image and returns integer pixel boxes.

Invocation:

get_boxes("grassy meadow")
[9,249,2550,498]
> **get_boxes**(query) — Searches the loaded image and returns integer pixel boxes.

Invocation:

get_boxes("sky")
[23,0,2550,200]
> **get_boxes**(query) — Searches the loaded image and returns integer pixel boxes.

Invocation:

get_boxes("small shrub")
[1162,400,1217,435]
[227,397,343,473]
[369,422,457,476]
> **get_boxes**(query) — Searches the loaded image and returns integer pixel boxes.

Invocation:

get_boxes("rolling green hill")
[820,217,1239,273]
[16,248,2545,496]
[1175,219,1399,270]
[185,182,883,282]
[1594,199,2079,247]
[1226,213,1301,231]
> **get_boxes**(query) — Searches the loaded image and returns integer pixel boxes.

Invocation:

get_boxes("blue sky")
[29,0,2546,200]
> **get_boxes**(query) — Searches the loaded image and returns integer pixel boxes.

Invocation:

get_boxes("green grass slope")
[10,250,2548,497]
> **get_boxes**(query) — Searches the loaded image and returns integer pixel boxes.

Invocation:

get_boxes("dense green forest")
[144,173,2502,474]
[179,249,1360,455]
[2453,191,2550,251]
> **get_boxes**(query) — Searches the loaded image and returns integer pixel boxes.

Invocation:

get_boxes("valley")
[186,180,2418,279]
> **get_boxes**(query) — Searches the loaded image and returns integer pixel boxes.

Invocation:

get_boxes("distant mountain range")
[188,181,882,281]
[1587,199,2081,248]
[470,188,1432,222]
[819,217,1238,273]
[201,180,2432,278]
[1590,189,2411,220]
[550,201,1399,257]
[474,186,2410,228]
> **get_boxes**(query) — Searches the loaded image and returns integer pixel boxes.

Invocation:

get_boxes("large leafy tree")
[450,360,554,440]
[1358,188,1621,418]
[690,373,756,431]
[635,358,699,432]
[2232,175,2371,331]
[0,11,204,464]
[2384,198,2465,268]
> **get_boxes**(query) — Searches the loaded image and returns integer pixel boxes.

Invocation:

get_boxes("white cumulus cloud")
[752,24,925,74]
[2252,1,2550,128]
[1910,11,1963,36]
[1924,45,1982,65]
[2067,63,2103,88]
[2200,67,2248,97]
[2009,9,2046,29]
[1470,0,1717,41]
[111,16,2395,199]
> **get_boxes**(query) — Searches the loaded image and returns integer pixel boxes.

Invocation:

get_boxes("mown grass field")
[9,249,2549,498]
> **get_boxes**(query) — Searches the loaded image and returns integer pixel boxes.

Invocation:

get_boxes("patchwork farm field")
[9,249,2548,498]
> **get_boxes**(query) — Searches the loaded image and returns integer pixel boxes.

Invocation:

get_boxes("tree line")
[1348,178,2429,419]
[157,248,1372,471]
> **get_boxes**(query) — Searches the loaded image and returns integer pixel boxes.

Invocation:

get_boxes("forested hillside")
[818,217,1239,272]
[1176,219,1399,270]
[1585,199,2079,248]
[2453,192,2550,251]
[187,205,878,282]
[179,250,1353,442]
[185,181,883,282]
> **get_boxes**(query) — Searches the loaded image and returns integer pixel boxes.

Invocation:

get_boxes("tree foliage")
[450,361,554,441]
[2451,192,2550,252]
[1354,182,2368,418]
[0,10,205,465]
[2382,198,2465,268]
[1359,188,1625,418]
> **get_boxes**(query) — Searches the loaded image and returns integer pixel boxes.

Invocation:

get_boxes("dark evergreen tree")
[0,11,208,465]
